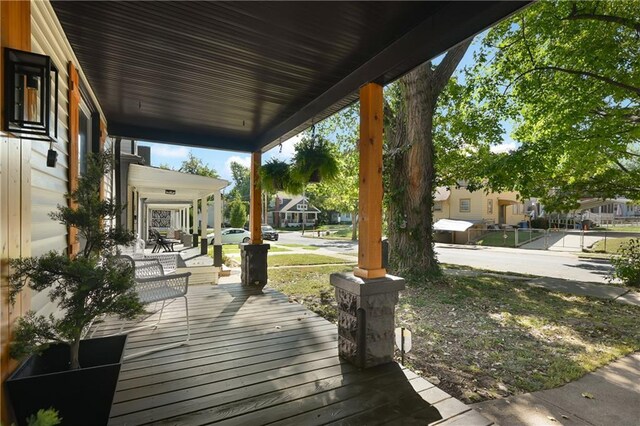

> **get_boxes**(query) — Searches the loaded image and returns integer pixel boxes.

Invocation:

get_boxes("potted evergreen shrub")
[260,158,303,194]
[5,151,144,426]
[291,134,339,184]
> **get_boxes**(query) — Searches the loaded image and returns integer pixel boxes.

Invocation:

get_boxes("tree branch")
[432,38,473,94]
[504,66,640,96]
[563,7,640,34]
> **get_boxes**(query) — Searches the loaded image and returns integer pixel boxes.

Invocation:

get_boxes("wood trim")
[0,2,31,423]
[67,62,80,255]
[355,83,386,279]
[249,151,263,244]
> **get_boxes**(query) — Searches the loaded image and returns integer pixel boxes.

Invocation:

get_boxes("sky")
[137,35,516,184]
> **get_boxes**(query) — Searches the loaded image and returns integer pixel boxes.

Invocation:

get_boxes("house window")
[78,101,92,175]
[459,199,471,212]
[433,201,442,211]
[512,203,525,214]
[487,199,493,214]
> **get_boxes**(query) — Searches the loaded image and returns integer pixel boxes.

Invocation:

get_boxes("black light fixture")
[165,189,176,195]
[46,141,57,168]
[4,48,58,142]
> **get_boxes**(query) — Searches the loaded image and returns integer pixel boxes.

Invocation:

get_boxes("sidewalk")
[473,353,640,426]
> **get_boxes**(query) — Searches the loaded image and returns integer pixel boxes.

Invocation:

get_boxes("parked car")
[262,225,279,241]
[207,228,251,245]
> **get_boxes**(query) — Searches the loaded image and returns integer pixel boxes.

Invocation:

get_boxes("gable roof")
[278,196,320,213]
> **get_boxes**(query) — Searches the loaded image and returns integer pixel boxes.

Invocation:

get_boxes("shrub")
[610,238,640,287]
[530,217,549,229]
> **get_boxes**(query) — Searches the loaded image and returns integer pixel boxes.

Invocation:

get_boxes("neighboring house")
[433,186,530,244]
[269,195,320,227]
[330,212,354,224]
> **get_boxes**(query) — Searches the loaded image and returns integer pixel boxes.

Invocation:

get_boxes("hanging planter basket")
[291,134,340,185]
[260,158,303,194]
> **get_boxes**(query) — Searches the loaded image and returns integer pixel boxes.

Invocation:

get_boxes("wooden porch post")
[250,151,262,244]
[67,62,80,256]
[240,151,269,288]
[354,82,386,279]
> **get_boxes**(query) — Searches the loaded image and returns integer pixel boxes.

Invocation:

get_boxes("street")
[277,232,613,283]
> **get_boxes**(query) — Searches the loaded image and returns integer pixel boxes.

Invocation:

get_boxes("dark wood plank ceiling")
[51,1,528,152]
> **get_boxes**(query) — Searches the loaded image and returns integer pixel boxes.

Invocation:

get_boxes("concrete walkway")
[473,353,640,426]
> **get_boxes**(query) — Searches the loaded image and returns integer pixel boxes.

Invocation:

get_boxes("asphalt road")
[277,231,612,283]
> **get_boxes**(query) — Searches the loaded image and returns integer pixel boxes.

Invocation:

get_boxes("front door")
[499,205,506,225]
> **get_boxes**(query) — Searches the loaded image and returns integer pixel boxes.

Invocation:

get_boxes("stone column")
[331,272,405,368]
[200,198,208,255]
[192,199,199,248]
[213,191,223,267]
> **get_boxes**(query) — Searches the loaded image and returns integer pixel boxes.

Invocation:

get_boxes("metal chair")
[117,255,191,360]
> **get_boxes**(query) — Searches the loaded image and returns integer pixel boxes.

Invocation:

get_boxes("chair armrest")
[135,272,191,304]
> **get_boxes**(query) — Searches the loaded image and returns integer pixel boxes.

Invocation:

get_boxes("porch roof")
[51,1,528,152]
[128,164,229,203]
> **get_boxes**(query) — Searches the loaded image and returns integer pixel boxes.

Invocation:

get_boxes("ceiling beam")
[257,1,529,152]
[109,121,255,152]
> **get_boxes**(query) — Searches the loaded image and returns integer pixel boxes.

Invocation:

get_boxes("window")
[433,201,442,211]
[512,203,525,214]
[459,199,471,212]
[487,199,493,214]
[78,101,92,175]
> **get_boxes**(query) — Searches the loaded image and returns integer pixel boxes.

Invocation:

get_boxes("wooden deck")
[95,284,491,425]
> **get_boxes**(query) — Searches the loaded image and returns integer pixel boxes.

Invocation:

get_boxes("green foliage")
[456,0,640,209]
[26,408,61,426]
[228,197,247,228]
[228,161,251,201]
[610,238,640,287]
[178,151,219,178]
[291,134,340,184]
[260,158,303,194]
[8,152,144,369]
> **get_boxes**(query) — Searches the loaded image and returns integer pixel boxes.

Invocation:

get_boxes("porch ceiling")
[51,1,528,153]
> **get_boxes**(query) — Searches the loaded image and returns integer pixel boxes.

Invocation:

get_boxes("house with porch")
[433,186,530,243]
[269,195,320,228]
[0,1,529,424]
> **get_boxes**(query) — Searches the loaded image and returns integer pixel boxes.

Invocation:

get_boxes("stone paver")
[473,353,640,426]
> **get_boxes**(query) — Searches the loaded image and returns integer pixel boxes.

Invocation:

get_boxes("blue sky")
[138,35,515,183]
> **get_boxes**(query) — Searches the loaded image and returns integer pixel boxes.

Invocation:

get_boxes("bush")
[610,238,640,287]
[530,217,549,229]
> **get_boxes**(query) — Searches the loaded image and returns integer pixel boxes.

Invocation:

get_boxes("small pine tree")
[229,197,247,228]
[9,151,144,370]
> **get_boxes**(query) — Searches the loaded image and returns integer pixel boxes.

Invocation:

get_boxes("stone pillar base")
[240,244,270,289]
[330,272,405,369]
[200,238,208,255]
[213,245,223,267]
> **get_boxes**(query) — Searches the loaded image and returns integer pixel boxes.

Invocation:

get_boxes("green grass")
[590,237,635,254]
[208,245,290,256]
[268,254,354,267]
[475,230,544,247]
[279,243,320,251]
[269,264,640,404]
[594,226,640,232]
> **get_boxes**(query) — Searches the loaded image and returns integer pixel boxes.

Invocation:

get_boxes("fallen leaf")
[561,415,569,419]
[547,416,557,422]
[581,392,594,399]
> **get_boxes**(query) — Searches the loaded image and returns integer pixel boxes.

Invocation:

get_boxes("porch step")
[176,266,218,285]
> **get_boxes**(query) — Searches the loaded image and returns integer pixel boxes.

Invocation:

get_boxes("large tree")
[460,0,639,211]
[385,40,472,277]
[228,161,251,202]
[179,152,220,178]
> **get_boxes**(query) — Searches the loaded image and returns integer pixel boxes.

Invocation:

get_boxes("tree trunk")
[70,336,81,370]
[351,208,358,241]
[385,40,472,279]
[387,63,439,277]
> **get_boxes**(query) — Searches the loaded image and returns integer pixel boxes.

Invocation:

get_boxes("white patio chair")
[116,256,191,360]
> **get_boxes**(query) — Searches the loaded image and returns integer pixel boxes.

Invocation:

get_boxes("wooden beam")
[67,62,80,256]
[354,83,386,279]
[0,2,31,423]
[249,151,262,244]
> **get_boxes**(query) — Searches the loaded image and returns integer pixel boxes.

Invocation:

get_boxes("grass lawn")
[208,245,290,256]
[279,243,320,251]
[589,237,636,254]
[268,254,355,267]
[475,230,544,247]
[269,265,640,404]
[594,226,640,232]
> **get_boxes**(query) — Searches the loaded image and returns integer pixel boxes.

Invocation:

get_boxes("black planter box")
[5,335,127,426]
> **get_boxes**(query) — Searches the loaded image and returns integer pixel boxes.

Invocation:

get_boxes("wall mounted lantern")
[4,48,58,142]
[165,189,176,195]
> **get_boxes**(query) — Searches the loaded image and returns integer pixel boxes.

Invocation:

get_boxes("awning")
[498,197,519,206]
[433,219,478,232]
[434,188,451,202]
[128,164,229,203]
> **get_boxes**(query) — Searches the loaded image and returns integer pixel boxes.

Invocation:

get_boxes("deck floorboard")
[100,284,487,425]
